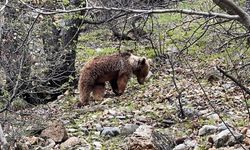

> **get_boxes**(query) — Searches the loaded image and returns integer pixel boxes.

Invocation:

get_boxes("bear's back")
[81,53,133,81]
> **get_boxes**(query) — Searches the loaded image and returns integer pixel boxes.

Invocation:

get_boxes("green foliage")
[11,99,29,110]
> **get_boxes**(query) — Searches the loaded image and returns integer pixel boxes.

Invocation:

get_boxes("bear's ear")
[138,58,146,65]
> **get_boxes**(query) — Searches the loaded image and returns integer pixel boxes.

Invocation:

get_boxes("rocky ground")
[1,58,250,150]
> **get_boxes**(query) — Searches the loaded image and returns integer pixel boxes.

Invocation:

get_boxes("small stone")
[162,118,175,127]
[67,128,78,133]
[184,139,197,148]
[199,109,209,115]
[244,137,250,145]
[60,137,81,150]
[241,127,248,135]
[43,139,56,149]
[93,141,102,150]
[173,143,187,150]
[15,142,29,150]
[101,127,120,137]
[206,113,220,121]
[182,107,200,118]
[95,124,103,131]
[133,125,153,138]
[80,127,89,135]
[120,124,139,136]
[135,115,147,123]
[95,48,102,52]
[198,125,218,136]
[116,115,126,120]
[24,136,40,145]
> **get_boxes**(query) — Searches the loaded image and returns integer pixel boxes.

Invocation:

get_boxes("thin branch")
[0,0,8,12]
[168,31,247,150]
[216,66,250,95]
[19,0,239,19]
[0,15,40,113]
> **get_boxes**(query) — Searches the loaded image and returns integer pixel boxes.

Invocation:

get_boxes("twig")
[168,55,185,118]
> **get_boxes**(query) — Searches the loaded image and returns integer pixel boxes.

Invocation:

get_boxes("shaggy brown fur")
[78,52,150,107]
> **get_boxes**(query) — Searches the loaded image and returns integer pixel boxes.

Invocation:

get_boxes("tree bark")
[213,0,250,30]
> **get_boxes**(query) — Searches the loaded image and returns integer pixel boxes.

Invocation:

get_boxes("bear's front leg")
[116,74,129,95]
[93,83,105,101]
[109,79,120,96]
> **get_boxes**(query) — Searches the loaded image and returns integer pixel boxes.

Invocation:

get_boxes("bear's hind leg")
[109,79,119,96]
[93,83,105,101]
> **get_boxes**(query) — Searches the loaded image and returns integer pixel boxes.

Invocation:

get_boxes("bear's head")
[129,54,151,84]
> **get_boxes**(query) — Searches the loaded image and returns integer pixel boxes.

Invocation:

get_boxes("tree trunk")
[213,0,250,30]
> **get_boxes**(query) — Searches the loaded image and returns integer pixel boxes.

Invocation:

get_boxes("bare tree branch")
[216,66,250,96]
[213,0,250,30]
[0,0,8,12]
[19,0,239,19]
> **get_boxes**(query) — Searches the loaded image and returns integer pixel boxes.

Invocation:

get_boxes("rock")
[206,113,220,121]
[23,136,40,145]
[15,142,29,150]
[95,124,103,131]
[135,115,147,123]
[126,125,156,150]
[101,127,120,137]
[173,144,187,150]
[173,139,197,150]
[41,139,56,150]
[126,125,175,150]
[241,127,250,137]
[134,125,153,138]
[241,127,248,135]
[162,118,175,127]
[182,107,200,118]
[80,127,89,136]
[40,120,68,143]
[67,128,78,133]
[198,125,218,136]
[116,115,126,120]
[74,139,91,150]
[212,129,243,148]
[93,141,102,150]
[120,124,139,136]
[217,122,233,132]
[60,137,81,150]
[244,137,250,145]
[184,139,197,148]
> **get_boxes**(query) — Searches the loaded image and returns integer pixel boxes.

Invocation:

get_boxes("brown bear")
[78,52,151,107]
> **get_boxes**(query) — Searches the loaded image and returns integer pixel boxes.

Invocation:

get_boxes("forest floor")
[2,55,250,150]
